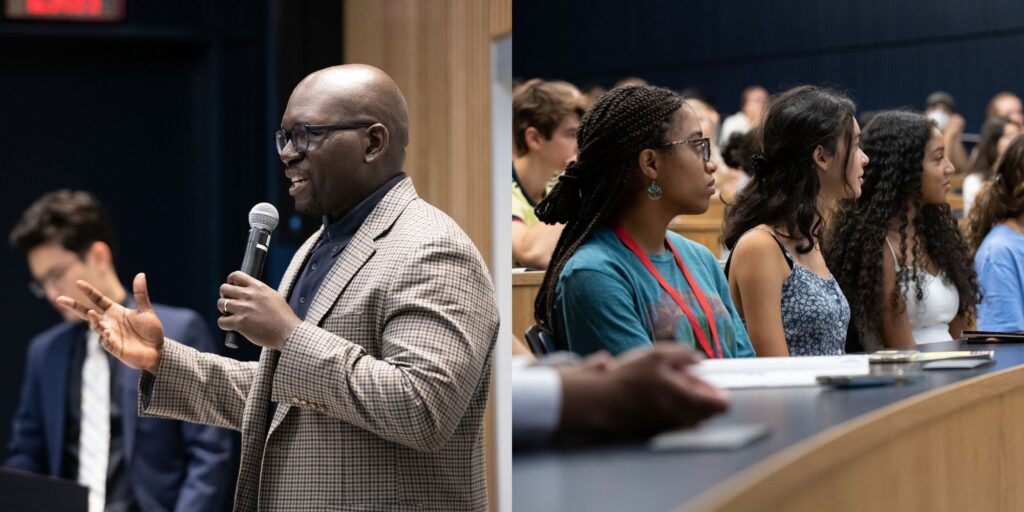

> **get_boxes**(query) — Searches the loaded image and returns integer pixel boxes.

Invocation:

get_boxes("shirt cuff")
[512,359,562,443]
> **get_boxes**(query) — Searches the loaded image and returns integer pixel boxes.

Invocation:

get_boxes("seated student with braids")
[532,85,754,359]
[723,86,868,357]
[826,111,979,351]
[967,135,1024,331]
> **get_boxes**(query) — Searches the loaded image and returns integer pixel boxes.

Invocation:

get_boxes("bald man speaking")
[59,65,499,511]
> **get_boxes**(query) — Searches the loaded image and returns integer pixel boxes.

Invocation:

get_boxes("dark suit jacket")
[4,304,236,512]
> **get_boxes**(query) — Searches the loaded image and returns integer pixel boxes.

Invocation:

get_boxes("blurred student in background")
[964,116,1022,215]
[5,190,234,512]
[512,79,586,269]
[967,135,1024,332]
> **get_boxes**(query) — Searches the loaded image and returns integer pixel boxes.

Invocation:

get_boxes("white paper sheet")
[691,355,871,388]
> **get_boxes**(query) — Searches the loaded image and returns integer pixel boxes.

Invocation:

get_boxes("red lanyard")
[611,224,723,359]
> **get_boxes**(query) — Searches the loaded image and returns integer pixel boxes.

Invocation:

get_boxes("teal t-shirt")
[553,227,755,357]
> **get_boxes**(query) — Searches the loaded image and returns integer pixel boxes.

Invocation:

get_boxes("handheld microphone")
[224,202,279,349]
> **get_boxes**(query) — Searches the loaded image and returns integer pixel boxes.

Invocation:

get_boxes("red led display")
[5,0,124,21]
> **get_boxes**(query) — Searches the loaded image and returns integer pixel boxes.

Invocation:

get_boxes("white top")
[719,111,751,147]
[962,172,984,217]
[862,239,959,350]
[512,356,562,442]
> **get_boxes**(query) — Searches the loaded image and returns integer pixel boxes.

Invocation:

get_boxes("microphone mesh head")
[248,203,280,231]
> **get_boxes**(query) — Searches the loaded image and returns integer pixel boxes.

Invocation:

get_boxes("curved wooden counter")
[514,342,1024,511]
[687,363,1024,511]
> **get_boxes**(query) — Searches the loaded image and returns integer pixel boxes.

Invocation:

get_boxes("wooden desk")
[669,216,724,256]
[512,271,544,341]
[515,341,1024,511]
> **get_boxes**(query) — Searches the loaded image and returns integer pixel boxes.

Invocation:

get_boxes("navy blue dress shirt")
[286,173,406,320]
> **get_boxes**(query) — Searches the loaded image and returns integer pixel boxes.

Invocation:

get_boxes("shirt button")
[291,397,300,405]
[299,296,306,304]
[311,262,318,270]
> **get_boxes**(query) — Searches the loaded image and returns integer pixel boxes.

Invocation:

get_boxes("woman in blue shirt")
[533,85,754,358]
[967,135,1024,331]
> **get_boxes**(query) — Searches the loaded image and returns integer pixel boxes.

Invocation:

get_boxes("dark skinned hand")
[217,271,301,350]
[56,273,165,374]
[558,345,729,437]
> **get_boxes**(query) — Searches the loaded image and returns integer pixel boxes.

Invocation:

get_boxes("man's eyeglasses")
[28,262,74,299]
[275,123,373,155]
[660,137,711,162]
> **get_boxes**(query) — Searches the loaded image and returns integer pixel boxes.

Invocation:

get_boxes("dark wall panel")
[514,0,1024,127]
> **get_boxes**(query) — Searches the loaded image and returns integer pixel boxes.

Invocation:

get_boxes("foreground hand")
[558,345,729,437]
[217,271,300,350]
[57,273,165,374]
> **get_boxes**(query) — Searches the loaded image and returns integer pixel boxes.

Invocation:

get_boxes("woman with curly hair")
[966,135,1024,331]
[533,85,754,358]
[826,111,979,351]
[722,86,868,356]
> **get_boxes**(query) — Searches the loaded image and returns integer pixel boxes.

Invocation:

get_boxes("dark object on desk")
[962,330,1024,343]
[649,423,770,452]
[818,374,898,388]
[922,359,995,370]
[525,324,558,355]
[0,468,87,512]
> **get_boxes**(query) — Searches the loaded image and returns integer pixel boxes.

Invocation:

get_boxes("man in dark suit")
[5,190,236,512]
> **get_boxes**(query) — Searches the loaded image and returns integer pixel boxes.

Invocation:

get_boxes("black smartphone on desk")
[817,374,898,388]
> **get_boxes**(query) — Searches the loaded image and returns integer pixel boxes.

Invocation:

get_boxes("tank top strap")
[725,227,795,277]
[884,237,899,266]
[753,227,796,269]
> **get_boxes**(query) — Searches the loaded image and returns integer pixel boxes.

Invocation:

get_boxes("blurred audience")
[964,116,1021,215]
[512,79,586,269]
[924,91,969,174]
[967,135,1024,332]
[720,85,767,147]
[987,91,1024,125]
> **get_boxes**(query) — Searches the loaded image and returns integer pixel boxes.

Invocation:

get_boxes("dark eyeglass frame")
[660,137,712,162]
[275,122,374,155]
[28,262,74,299]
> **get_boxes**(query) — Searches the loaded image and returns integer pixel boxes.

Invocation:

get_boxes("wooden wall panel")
[344,2,509,510]
[345,0,494,266]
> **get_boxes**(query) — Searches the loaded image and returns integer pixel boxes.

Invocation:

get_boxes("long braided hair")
[967,134,1024,251]
[533,85,683,332]
[722,85,857,253]
[826,111,979,344]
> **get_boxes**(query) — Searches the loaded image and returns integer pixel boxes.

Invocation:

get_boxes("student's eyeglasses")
[660,137,711,162]
[28,262,74,299]
[275,123,373,155]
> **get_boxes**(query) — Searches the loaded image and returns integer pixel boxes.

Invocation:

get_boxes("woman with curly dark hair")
[532,85,754,358]
[722,85,868,356]
[966,135,1024,331]
[826,111,979,351]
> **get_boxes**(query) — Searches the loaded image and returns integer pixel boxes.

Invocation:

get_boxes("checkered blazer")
[140,177,499,511]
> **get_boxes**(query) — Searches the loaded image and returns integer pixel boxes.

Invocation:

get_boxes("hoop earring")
[647,180,663,200]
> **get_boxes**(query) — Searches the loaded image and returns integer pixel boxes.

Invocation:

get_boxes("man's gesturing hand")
[217,271,301,350]
[57,273,165,374]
